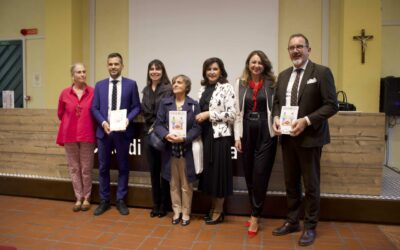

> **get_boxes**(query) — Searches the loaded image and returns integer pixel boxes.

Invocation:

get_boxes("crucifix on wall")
[353,29,374,64]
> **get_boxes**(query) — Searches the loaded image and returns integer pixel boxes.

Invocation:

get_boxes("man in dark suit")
[91,53,141,216]
[272,34,338,246]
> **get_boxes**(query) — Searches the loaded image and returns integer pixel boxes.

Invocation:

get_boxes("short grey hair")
[172,74,192,95]
[70,63,85,76]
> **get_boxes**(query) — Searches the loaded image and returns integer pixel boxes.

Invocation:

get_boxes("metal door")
[0,40,23,108]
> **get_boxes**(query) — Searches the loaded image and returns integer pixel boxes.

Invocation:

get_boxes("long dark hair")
[146,59,171,86]
[240,50,276,86]
[201,57,228,86]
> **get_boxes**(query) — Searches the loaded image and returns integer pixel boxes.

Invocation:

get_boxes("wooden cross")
[353,29,373,64]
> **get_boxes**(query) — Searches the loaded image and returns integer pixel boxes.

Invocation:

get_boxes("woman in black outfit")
[234,51,278,235]
[141,59,172,218]
[196,57,236,225]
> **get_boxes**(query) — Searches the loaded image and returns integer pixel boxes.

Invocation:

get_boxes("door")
[0,40,24,108]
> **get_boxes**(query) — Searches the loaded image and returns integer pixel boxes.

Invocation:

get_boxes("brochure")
[110,109,127,131]
[169,111,187,137]
[280,106,299,135]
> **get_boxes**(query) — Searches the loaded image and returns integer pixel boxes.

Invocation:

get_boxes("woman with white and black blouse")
[196,57,236,225]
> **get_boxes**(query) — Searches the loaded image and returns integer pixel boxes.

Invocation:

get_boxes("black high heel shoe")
[205,212,224,225]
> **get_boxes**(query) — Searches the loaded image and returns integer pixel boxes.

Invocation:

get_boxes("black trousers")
[144,134,170,213]
[281,136,322,229]
[242,119,277,217]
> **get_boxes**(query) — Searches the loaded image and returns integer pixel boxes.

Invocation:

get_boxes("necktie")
[290,68,303,106]
[111,80,118,110]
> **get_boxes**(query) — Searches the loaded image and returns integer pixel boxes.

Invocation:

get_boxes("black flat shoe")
[181,219,190,226]
[172,213,182,225]
[298,229,316,246]
[116,200,129,215]
[93,200,110,216]
[150,210,159,218]
[158,210,167,218]
[205,212,224,225]
[172,217,181,225]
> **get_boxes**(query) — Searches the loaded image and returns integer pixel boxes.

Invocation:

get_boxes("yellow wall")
[338,0,381,112]
[94,0,129,82]
[44,0,73,108]
[278,0,322,72]
[328,0,342,90]
[44,0,86,108]
[0,0,45,37]
[0,0,395,112]
[381,0,400,77]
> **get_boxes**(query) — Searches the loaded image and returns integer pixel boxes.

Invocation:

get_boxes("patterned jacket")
[198,82,236,138]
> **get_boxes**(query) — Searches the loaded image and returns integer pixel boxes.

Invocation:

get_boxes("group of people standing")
[56,33,338,246]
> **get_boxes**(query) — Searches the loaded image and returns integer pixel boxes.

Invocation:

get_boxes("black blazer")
[273,60,338,147]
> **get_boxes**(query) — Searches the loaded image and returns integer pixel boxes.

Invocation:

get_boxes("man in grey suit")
[272,33,338,246]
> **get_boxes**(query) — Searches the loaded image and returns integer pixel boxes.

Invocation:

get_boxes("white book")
[110,109,127,131]
[169,111,187,137]
[280,106,299,135]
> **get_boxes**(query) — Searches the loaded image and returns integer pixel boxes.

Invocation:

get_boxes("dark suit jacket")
[91,77,141,139]
[273,60,338,147]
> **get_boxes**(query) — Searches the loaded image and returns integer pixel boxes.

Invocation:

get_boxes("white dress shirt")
[107,76,122,121]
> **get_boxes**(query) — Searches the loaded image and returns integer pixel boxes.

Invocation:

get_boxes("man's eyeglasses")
[288,45,307,51]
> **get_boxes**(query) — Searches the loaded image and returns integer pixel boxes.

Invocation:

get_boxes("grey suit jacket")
[273,60,338,147]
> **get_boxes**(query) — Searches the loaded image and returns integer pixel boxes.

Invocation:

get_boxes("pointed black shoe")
[272,222,301,236]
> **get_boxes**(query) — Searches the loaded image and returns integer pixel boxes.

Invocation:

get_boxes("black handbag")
[148,123,166,151]
[336,91,356,111]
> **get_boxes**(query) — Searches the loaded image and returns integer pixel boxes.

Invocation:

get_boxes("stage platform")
[1,109,399,224]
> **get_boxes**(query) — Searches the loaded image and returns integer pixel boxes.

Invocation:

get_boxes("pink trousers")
[64,142,95,200]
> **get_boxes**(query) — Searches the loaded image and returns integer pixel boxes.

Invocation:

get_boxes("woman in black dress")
[234,50,277,235]
[196,57,236,224]
[141,59,172,218]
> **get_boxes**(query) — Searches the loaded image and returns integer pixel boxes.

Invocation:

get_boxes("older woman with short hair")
[57,63,95,212]
[154,74,201,226]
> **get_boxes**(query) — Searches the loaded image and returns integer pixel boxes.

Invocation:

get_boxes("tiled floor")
[0,195,399,250]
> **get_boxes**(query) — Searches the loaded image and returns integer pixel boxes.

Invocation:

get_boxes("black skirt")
[198,120,233,198]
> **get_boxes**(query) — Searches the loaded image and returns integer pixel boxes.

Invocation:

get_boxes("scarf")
[248,80,264,112]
